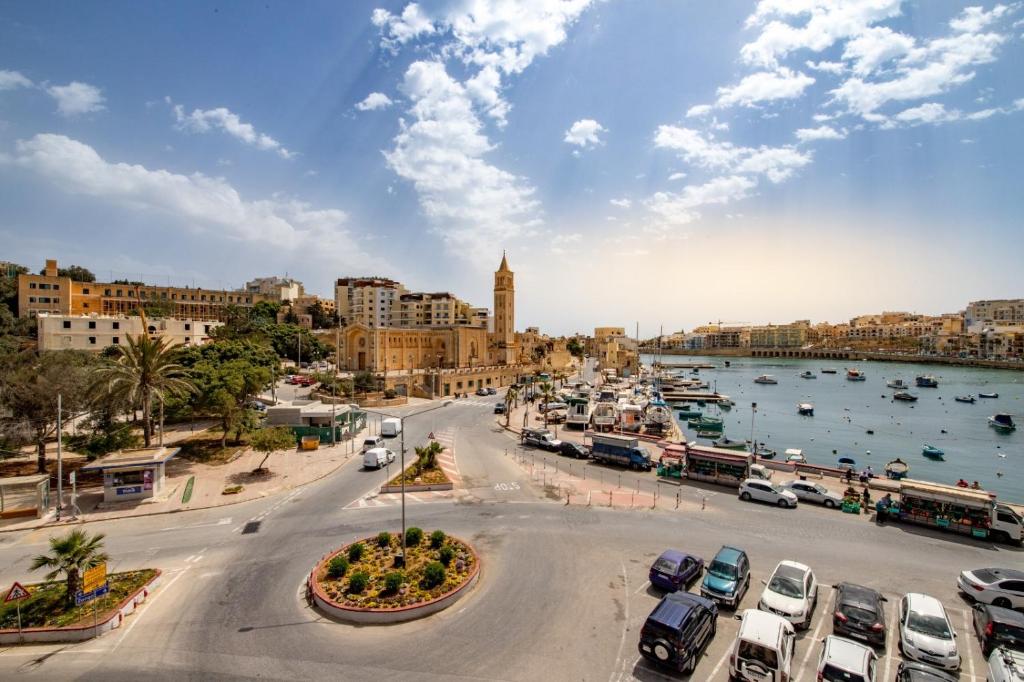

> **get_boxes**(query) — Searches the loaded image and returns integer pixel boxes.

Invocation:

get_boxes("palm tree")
[92,334,196,447]
[539,381,556,428]
[30,529,109,607]
[554,371,568,388]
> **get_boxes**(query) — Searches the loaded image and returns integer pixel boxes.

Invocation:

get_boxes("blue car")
[649,550,704,592]
[700,545,751,608]
[638,591,718,673]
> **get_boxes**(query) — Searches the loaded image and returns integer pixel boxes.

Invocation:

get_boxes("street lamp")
[359,401,450,566]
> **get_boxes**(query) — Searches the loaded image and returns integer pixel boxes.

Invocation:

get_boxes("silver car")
[782,480,843,508]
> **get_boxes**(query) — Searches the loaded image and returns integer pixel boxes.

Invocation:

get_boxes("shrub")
[383,571,404,594]
[439,546,455,567]
[422,561,446,589]
[347,542,365,562]
[383,388,397,399]
[405,527,423,546]
[376,531,391,548]
[429,530,446,549]
[327,556,349,579]
[348,570,370,594]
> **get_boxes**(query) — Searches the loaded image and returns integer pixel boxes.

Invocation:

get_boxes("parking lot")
[610,548,991,681]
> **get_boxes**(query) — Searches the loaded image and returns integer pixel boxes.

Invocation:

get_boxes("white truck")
[380,417,402,438]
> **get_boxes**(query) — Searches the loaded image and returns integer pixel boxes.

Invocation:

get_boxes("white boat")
[617,403,643,432]
[565,397,592,428]
[644,400,673,429]
[784,448,806,464]
[886,378,909,390]
[846,369,866,381]
[591,402,617,430]
[754,375,778,384]
[799,371,816,379]
[797,403,814,416]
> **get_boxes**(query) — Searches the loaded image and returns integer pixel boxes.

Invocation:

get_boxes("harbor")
[643,353,1023,501]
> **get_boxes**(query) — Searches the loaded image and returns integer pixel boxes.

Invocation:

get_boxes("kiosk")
[81,447,180,503]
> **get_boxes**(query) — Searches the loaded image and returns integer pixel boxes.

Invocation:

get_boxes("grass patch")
[222,485,243,495]
[0,569,157,630]
[386,464,452,487]
[317,533,475,610]
[176,432,249,465]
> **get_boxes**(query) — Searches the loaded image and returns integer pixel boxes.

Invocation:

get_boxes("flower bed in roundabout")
[310,528,479,624]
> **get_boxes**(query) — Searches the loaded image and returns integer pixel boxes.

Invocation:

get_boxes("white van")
[729,609,795,682]
[381,418,402,438]
[363,447,396,469]
[362,435,384,453]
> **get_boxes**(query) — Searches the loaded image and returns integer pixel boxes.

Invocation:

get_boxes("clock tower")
[493,252,515,364]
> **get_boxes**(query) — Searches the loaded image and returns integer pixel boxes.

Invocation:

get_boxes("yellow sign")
[82,563,107,594]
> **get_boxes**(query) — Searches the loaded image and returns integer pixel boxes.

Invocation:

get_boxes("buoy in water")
[940,429,947,434]
[866,429,874,434]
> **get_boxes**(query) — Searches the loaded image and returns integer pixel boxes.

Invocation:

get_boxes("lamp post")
[749,402,758,450]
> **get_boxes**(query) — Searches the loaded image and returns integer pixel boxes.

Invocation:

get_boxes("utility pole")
[56,393,63,520]
[159,398,165,447]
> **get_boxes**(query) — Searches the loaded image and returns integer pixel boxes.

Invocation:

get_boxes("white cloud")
[0,69,33,90]
[950,4,1013,34]
[383,61,538,258]
[46,81,105,116]
[371,3,436,51]
[356,92,394,111]
[668,172,687,181]
[805,60,845,75]
[9,134,367,260]
[465,65,510,125]
[842,26,915,76]
[686,104,713,117]
[609,198,632,208]
[564,118,606,147]
[795,125,846,142]
[715,68,815,107]
[646,175,758,227]
[170,100,294,159]
[877,100,1020,129]
[653,125,812,183]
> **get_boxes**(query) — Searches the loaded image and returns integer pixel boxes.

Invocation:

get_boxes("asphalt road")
[0,382,1018,681]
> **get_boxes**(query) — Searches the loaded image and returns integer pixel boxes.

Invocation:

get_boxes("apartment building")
[334,277,407,327]
[965,299,1024,331]
[748,321,809,348]
[37,314,222,352]
[395,292,488,328]
[246,276,304,302]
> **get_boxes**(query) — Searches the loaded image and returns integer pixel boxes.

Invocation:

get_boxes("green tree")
[249,426,296,471]
[265,324,328,363]
[566,337,584,358]
[39,264,95,282]
[190,359,269,447]
[503,385,518,427]
[29,529,109,607]
[1,263,28,308]
[538,381,556,428]
[307,301,333,329]
[0,350,95,472]
[92,335,197,448]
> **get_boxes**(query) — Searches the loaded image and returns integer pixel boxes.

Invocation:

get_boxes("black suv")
[638,591,718,674]
[559,441,589,459]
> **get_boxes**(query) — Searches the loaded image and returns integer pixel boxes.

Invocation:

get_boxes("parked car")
[758,560,818,629]
[972,604,1024,657]
[958,568,1024,609]
[895,661,960,682]
[363,447,395,470]
[833,582,888,646]
[649,550,704,592]
[476,387,489,396]
[728,609,795,682]
[701,545,750,609]
[987,647,1024,682]
[898,593,960,671]
[816,635,878,682]
[486,387,497,395]
[521,428,562,452]
[739,479,798,508]
[361,435,385,453]
[638,591,718,674]
[558,441,589,459]
[782,480,843,508]
[494,402,506,414]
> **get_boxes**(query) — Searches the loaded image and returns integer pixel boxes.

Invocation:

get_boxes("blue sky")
[1,1,1022,336]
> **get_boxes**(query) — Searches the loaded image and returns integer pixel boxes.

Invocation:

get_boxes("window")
[63,320,71,329]
[104,289,111,296]
[83,303,89,309]
[29,296,36,303]
[185,323,191,331]
[53,284,60,290]
[29,282,37,289]
[88,336,96,344]
[112,322,120,330]
[116,289,123,297]
[204,325,210,333]
[89,321,96,329]
[112,337,119,344]
[82,288,89,294]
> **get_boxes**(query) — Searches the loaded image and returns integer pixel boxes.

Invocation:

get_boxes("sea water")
[641,355,1024,502]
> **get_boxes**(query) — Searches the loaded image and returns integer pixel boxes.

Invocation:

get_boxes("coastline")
[649,347,1024,371]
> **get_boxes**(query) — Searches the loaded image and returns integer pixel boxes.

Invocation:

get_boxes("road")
[0,382,1017,681]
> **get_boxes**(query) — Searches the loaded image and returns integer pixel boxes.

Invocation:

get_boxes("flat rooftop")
[80,447,181,471]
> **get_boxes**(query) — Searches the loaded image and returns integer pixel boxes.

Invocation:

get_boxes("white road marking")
[796,587,834,680]
[633,580,650,595]
[706,646,733,680]
[609,559,631,682]
[111,566,191,652]
[960,608,976,680]
[883,604,897,681]
[159,517,231,532]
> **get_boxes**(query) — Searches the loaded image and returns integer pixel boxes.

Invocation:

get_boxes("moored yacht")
[989,413,1016,432]
[754,374,778,384]
[915,375,939,388]
[886,378,909,390]
[846,369,866,381]
[799,370,816,379]
[797,403,814,416]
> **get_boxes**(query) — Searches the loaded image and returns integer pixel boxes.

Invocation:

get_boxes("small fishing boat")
[922,444,945,459]
[784,448,806,464]
[915,375,939,388]
[988,413,1016,432]
[887,378,909,390]
[979,392,999,399]
[821,368,838,374]
[677,406,702,418]
[954,395,976,404]
[754,375,778,384]
[754,445,777,459]
[846,369,866,381]
[696,430,721,439]
[893,391,918,402]
[713,437,749,451]
[800,370,817,379]
[689,414,723,427]
[798,402,814,416]
[837,457,856,471]
[718,397,735,408]
[885,458,910,480]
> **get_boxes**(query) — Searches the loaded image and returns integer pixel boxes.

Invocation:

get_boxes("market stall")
[80,447,180,503]
[683,445,752,488]
[895,480,998,539]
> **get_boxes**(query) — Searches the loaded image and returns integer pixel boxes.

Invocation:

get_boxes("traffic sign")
[82,563,107,593]
[75,582,109,606]
[4,582,30,603]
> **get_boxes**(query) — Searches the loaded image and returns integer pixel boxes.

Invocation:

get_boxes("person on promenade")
[876,493,893,525]
[861,487,872,512]
[971,480,981,490]
[956,478,969,488]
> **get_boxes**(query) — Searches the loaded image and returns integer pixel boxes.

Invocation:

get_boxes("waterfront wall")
[650,347,1024,370]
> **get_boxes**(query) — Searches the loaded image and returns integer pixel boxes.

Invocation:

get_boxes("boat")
[885,458,910,480]
[754,445,777,459]
[797,403,814,416]
[591,402,617,430]
[979,392,999,399]
[713,437,749,451]
[988,413,1017,432]
[846,369,866,381]
[754,375,778,384]
[617,403,643,432]
[565,397,593,429]
[893,391,918,402]
[696,430,721,439]
[644,400,673,431]
[821,368,838,374]
[784,448,806,464]
[718,397,735,408]
[922,444,945,459]
[915,375,939,388]
[799,371,816,379]
[837,457,856,471]
[886,378,909,390]
[676,407,702,419]
[954,395,976,404]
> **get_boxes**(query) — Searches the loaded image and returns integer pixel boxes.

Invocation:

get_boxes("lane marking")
[159,517,231,532]
[960,608,976,680]
[633,580,650,595]
[706,645,733,680]
[796,586,834,680]
[111,566,191,652]
[609,559,631,682]
[883,602,897,682]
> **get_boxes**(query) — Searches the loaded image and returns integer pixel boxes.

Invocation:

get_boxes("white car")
[728,609,795,682]
[898,593,960,671]
[782,480,843,508]
[758,560,818,629]
[958,568,1024,609]
[817,635,878,682]
[987,647,1024,682]
[739,479,798,508]
[362,447,396,470]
